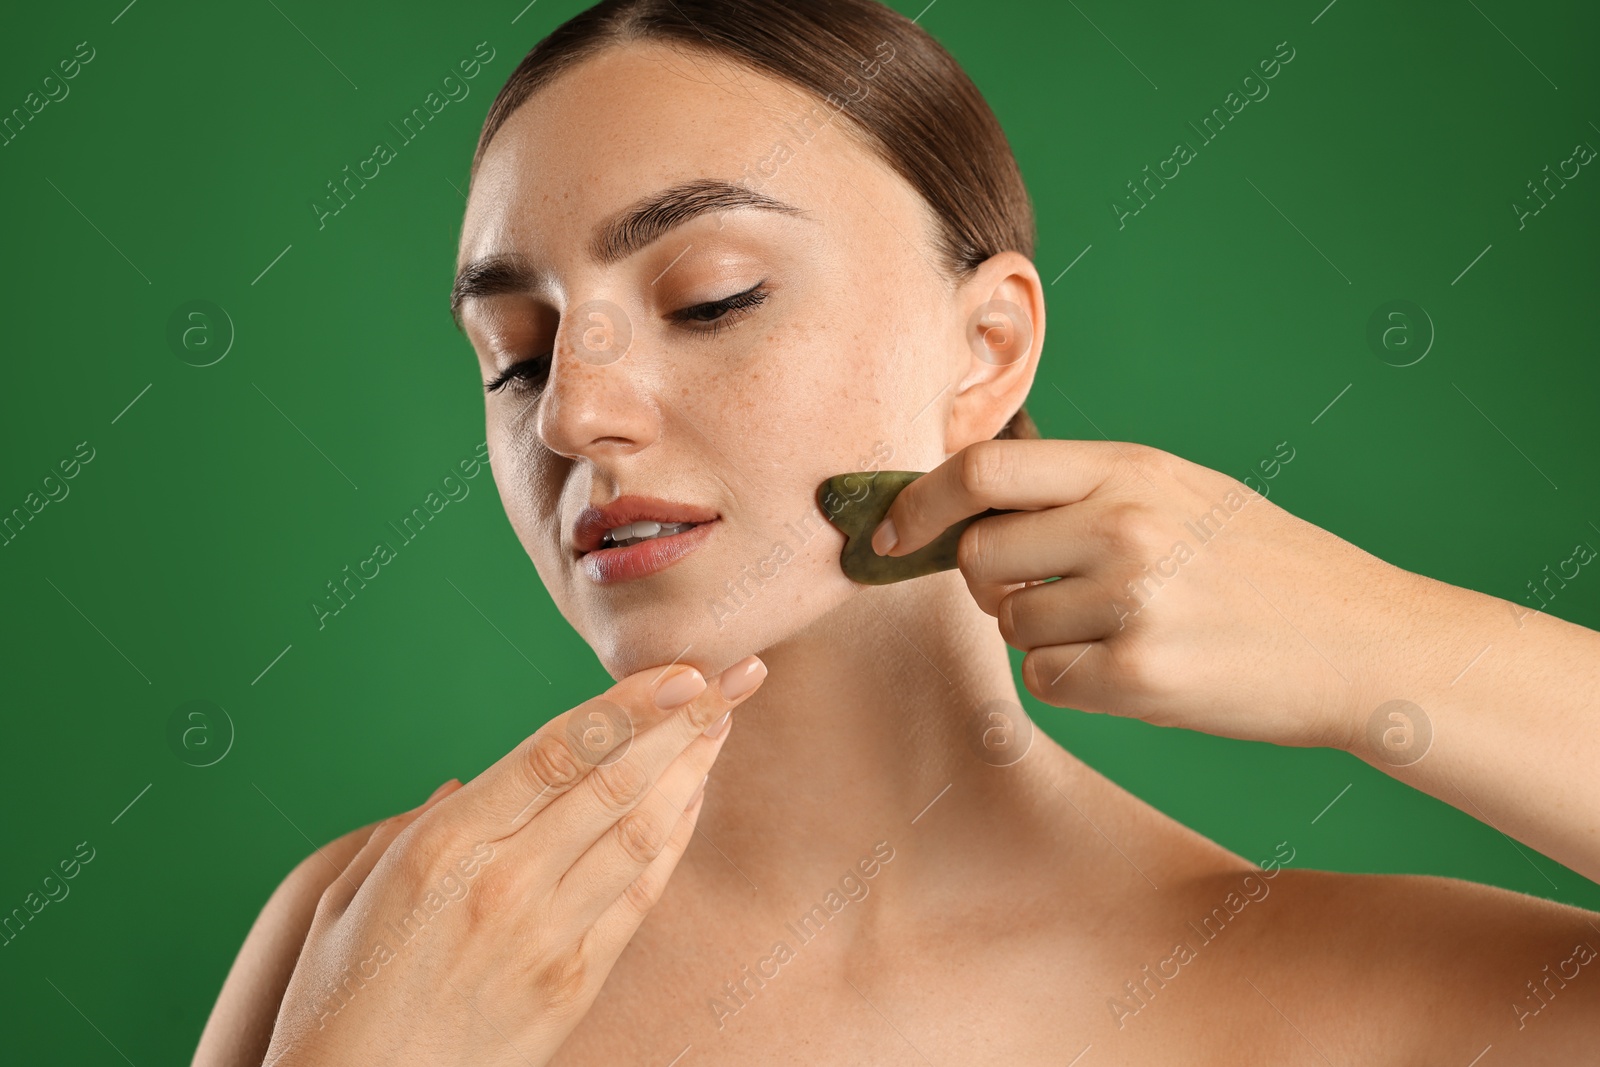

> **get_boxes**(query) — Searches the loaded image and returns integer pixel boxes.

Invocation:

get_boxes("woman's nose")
[535,299,659,460]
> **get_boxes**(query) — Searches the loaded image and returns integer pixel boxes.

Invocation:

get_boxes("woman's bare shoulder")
[1175,865,1600,1061]
[191,821,381,1066]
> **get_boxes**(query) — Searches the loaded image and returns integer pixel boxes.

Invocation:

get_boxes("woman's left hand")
[869,438,1452,751]
[873,438,1600,884]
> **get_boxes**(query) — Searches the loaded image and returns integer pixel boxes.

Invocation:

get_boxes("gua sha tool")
[817,470,1016,585]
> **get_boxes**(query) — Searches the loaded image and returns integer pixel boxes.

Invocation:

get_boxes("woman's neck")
[688,569,1074,900]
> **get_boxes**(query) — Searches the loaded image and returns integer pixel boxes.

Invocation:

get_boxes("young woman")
[195,1,1600,1062]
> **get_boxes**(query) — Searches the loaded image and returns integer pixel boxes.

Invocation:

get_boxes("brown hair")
[470,0,1040,440]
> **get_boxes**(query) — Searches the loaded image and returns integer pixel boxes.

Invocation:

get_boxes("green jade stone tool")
[817,470,1017,585]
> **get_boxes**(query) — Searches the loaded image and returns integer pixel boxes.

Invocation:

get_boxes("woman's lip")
[580,520,717,584]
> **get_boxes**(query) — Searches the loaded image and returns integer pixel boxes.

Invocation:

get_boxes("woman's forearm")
[873,439,1600,885]
[1351,570,1600,885]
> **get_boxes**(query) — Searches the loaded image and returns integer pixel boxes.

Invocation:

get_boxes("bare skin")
[195,39,1599,1065]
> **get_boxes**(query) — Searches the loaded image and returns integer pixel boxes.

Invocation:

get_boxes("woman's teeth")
[601,520,698,548]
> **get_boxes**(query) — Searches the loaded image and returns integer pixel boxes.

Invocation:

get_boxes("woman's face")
[455,42,1009,678]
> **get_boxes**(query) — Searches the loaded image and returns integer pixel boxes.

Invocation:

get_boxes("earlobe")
[944,252,1045,454]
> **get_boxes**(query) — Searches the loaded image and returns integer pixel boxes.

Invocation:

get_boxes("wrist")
[1340,564,1487,762]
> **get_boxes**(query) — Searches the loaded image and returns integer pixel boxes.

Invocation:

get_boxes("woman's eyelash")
[668,281,770,337]
[484,359,548,395]
[483,282,771,395]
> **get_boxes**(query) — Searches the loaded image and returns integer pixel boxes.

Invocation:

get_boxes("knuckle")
[1138,444,1179,476]
[615,809,666,866]
[589,757,649,813]
[1124,441,1159,465]
[955,520,997,578]
[534,944,590,1013]
[682,694,722,733]
[996,589,1026,646]
[374,811,409,835]
[525,730,586,793]
[382,807,429,842]
[947,438,1011,502]
[959,440,1011,496]
[311,878,347,921]
[389,823,448,886]
[619,870,663,917]
[463,863,514,925]
[1119,441,1164,477]
[1100,501,1165,556]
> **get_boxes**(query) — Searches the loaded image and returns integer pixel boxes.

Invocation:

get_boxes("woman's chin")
[594,629,760,684]
[588,585,844,682]
[579,536,856,679]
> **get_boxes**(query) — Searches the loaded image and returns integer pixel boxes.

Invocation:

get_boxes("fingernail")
[703,710,732,738]
[425,778,456,804]
[718,655,768,700]
[687,773,709,809]
[655,665,708,709]
[871,518,898,556]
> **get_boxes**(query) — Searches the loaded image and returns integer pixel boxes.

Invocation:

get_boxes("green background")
[2,0,1596,1060]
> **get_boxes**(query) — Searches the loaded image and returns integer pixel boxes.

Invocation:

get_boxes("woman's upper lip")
[572,495,719,555]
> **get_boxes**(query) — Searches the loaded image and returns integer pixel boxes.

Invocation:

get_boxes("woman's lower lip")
[580,521,717,584]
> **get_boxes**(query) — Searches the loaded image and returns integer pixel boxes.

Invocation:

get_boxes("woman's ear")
[942,250,1046,454]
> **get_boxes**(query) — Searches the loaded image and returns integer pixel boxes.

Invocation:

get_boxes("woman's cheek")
[490,427,562,562]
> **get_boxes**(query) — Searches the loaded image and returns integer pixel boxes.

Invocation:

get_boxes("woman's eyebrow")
[450,178,807,330]
[589,178,806,265]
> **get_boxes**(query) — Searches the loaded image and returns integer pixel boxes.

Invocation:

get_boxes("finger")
[587,778,707,956]
[959,498,1183,616]
[872,439,1126,558]
[440,661,712,844]
[998,577,1124,649]
[515,656,765,879]
[319,778,462,913]
[547,703,732,939]
[953,508,1084,616]
[1022,641,1165,716]
[1019,642,1106,709]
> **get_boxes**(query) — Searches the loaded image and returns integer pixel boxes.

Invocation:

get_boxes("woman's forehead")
[459,42,905,259]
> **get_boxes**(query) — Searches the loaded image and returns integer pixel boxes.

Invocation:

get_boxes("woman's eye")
[484,356,550,395]
[484,283,770,394]
[670,281,769,334]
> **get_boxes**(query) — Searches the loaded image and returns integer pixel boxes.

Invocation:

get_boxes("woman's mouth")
[581,520,717,583]
[572,495,720,584]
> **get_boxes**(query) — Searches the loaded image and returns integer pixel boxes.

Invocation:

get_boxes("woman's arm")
[199,656,762,1067]
[1353,569,1600,884]
[191,822,381,1067]
[871,439,1600,883]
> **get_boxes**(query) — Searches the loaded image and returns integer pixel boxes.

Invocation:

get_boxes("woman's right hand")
[261,654,768,1067]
